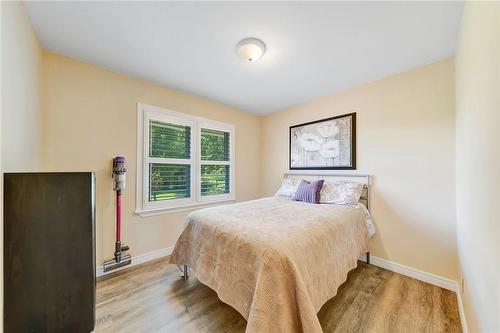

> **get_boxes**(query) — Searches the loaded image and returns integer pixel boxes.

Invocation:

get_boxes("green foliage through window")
[201,128,229,161]
[201,165,230,196]
[149,120,191,159]
[149,164,190,201]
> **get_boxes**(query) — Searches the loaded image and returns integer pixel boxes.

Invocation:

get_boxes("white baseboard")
[455,283,469,333]
[367,255,457,292]
[99,250,456,290]
[96,246,173,277]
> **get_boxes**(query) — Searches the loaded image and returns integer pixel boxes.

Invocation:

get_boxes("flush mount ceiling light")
[236,38,266,63]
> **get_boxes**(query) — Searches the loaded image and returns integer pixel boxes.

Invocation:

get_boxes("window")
[136,103,234,215]
[200,128,231,196]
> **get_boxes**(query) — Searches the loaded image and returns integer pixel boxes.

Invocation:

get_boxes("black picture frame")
[289,112,356,170]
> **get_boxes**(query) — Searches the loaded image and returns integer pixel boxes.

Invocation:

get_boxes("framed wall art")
[289,112,356,170]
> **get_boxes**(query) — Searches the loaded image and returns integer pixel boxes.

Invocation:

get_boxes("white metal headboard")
[284,172,371,210]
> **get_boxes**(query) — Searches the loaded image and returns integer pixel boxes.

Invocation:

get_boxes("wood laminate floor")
[94,257,461,333]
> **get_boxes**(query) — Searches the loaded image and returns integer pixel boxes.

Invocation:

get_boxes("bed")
[169,173,374,333]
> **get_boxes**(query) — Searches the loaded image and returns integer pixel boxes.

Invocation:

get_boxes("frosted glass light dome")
[237,38,266,62]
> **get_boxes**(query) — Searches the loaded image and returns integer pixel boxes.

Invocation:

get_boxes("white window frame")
[135,103,235,216]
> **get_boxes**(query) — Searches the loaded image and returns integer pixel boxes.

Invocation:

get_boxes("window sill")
[134,199,235,217]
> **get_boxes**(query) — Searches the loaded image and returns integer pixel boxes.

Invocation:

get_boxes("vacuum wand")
[103,157,131,273]
[114,189,126,261]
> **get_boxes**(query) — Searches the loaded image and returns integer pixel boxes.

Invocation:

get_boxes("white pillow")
[275,178,300,198]
[320,181,364,205]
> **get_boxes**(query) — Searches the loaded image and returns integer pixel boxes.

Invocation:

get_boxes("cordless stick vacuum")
[103,157,132,272]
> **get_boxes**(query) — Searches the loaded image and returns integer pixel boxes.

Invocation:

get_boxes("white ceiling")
[24,1,463,115]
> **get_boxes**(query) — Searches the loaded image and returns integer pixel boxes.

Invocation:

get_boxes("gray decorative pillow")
[274,178,300,198]
[320,181,364,205]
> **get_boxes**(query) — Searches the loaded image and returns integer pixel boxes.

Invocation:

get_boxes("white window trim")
[135,103,235,217]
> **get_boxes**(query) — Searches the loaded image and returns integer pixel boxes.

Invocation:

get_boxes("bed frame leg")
[182,264,189,280]
[366,252,370,265]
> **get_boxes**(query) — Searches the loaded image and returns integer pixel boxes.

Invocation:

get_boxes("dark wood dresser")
[4,172,96,333]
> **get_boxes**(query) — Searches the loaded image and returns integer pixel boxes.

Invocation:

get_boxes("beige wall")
[1,3,45,333]
[455,2,500,332]
[1,2,44,171]
[0,2,43,332]
[42,52,262,266]
[261,59,458,280]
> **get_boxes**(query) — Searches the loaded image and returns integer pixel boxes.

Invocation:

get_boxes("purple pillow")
[294,180,324,204]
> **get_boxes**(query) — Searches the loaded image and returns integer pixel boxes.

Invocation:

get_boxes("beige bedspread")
[169,197,370,333]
